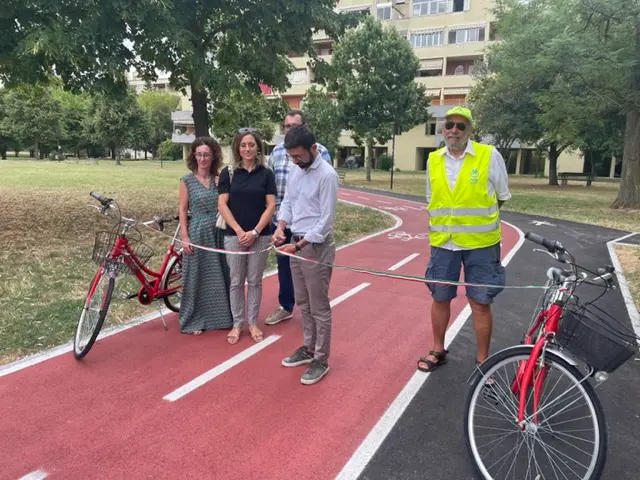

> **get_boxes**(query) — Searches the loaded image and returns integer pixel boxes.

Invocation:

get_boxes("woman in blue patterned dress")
[177,136,233,335]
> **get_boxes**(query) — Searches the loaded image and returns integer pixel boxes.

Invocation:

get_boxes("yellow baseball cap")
[445,106,473,123]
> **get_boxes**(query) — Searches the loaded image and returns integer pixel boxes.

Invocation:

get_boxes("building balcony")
[171,110,194,126]
[172,133,196,145]
[417,74,473,90]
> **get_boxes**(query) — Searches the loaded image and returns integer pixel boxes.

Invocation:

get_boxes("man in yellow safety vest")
[417,106,511,373]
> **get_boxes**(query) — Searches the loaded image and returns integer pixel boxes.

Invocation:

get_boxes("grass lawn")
[614,244,640,314]
[0,159,394,364]
[339,169,640,233]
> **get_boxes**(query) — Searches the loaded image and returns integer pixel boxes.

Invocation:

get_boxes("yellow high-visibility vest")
[427,141,501,248]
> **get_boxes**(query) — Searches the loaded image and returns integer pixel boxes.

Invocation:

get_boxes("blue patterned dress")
[178,172,233,332]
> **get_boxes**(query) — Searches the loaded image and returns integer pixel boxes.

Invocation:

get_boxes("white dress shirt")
[425,141,512,251]
[278,153,339,243]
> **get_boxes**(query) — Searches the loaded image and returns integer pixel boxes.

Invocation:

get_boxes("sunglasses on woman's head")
[444,121,467,131]
[238,127,257,133]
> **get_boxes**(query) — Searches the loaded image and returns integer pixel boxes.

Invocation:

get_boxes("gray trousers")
[224,235,271,327]
[290,234,336,363]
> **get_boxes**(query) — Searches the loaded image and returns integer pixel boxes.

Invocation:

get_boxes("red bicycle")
[73,192,183,359]
[464,232,639,479]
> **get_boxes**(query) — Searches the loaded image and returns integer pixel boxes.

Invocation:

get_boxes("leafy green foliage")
[90,88,147,164]
[138,90,181,157]
[302,86,342,158]
[328,16,431,180]
[0,83,63,159]
[209,86,278,145]
[0,0,362,136]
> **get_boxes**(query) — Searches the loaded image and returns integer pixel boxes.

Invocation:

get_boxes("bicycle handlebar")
[89,192,177,230]
[525,231,616,290]
[525,231,565,253]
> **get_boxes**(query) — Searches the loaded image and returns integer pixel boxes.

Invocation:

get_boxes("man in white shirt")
[418,106,511,374]
[273,124,338,385]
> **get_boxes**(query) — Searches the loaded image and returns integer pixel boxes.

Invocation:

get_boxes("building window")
[448,27,485,44]
[410,31,445,47]
[377,5,391,20]
[413,0,447,16]
[453,0,464,12]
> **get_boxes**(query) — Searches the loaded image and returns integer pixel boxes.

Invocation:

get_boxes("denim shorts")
[424,243,506,305]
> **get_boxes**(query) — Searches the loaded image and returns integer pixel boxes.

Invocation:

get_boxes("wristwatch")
[294,243,302,252]
[251,229,259,237]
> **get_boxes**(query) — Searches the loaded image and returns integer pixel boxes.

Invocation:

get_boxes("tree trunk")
[612,107,640,208]
[612,26,640,209]
[366,138,373,182]
[115,142,122,166]
[0,147,6,160]
[191,85,210,137]
[547,142,559,186]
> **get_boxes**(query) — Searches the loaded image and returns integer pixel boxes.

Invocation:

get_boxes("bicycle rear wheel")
[464,346,607,479]
[161,253,182,313]
[73,267,114,359]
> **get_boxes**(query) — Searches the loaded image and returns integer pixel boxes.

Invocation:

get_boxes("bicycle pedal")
[118,291,137,300]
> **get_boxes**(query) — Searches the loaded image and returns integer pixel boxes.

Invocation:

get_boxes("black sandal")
[417,349,449,372]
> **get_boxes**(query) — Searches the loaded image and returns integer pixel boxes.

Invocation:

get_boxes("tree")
[91,89,146,165]
[0,83,62,159]
[328,16,431,181]
[138,90,180,158]
[209,85,280,145]
[302,86,342,159]
[568,0,640,208]
[0,1,361,137]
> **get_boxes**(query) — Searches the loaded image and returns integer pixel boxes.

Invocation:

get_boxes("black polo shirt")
[218,164,277,236]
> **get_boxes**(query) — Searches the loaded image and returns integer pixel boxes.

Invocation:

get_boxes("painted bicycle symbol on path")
[387,231,429,241]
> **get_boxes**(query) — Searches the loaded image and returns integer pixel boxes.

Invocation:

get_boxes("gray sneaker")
[265,306,293,326]
[301,360,330,385]
[282,346,313,367]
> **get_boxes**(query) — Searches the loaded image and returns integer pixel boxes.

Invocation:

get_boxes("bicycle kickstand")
[156,301,169,331]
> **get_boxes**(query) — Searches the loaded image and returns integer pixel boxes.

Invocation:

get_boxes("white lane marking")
[403,205,423,211]
[331,283,370,307]
[377,200,392,204]
[163,335,282,402]
[18,470,48,480]
[607,232,640,345]
[341,192,352,196]
[334,221,527,480]
[357,196,369,200]
[0,200,401,377]
[163,282,371,402]
[388,254,420,272]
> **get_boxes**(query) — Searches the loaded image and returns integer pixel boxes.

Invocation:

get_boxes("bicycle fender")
[466,344,578,385]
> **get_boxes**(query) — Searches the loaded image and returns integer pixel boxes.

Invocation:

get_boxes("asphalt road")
[342,186,640,480]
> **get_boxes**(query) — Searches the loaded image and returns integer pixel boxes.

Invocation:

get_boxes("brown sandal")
[226,327,241,345]
[417,349,449,372]
[249,325,263,343]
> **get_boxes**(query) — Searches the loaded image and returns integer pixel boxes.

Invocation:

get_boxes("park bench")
[337,170,346,184]
[558,172,595,187]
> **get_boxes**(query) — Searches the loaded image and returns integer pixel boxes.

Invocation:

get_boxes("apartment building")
[163,0,613,176]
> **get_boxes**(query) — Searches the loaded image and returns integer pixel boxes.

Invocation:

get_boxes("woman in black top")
[218,129,276,344]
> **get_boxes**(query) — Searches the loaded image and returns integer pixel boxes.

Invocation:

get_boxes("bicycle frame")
[511,299,565,426]
[106,222,182,303]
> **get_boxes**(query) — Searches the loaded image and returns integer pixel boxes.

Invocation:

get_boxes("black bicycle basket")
[555,302,639,373]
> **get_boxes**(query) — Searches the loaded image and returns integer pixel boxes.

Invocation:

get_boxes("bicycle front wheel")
[73,267,114,359]
[464,346,607,479]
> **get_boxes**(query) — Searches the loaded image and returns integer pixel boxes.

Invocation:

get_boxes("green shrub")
[377,154,393,171]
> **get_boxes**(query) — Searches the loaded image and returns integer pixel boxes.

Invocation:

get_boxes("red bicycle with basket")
[464,232,639,479]
[73,192,183,359]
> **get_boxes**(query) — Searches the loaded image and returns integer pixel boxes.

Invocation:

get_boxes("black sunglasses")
[444,121,467,131]
[238,127,257,133]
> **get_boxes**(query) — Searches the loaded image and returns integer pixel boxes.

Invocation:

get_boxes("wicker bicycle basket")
[555,302,639,373]
[91,231,155,277]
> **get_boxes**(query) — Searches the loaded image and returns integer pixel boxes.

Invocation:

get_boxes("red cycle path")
[0,190,520,480]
